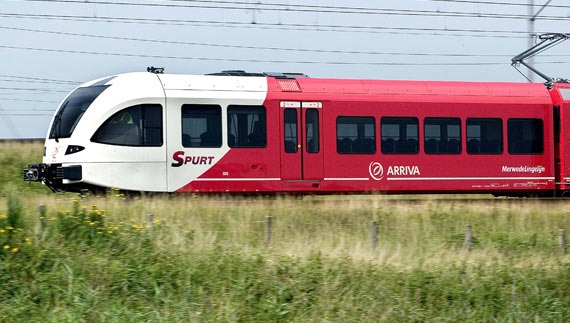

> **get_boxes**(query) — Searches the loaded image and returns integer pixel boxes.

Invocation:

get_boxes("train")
[20,66,570,196]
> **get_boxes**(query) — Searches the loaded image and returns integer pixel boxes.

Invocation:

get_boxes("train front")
[23,72,165,192]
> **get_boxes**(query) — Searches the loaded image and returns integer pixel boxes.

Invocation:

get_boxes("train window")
[284,109,298,153]
[228,105,266,148]
[466,118,503,154]
[306,109,320,153]
[381,117,418,154]
[50,85,110,140]
[424,118,461,154]
[336,116,376,154]
[91,104,163,146]
[508,118,544,154]
[181,105,222,148]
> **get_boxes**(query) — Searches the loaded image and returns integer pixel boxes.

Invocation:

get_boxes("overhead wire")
[0,26,541,57]
[0,74,81,85]
[2,1,569,125]
[0,13,534,39]
[428,0,569,9]
[18,0,570,20]
[1,44,545,66]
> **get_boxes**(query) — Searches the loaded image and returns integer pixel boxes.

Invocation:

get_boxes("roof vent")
[208,70,265,77]
[207,70,308,78]
[277,79,302,92]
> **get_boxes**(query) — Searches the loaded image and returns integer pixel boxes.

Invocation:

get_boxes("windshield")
[49,85,110,140]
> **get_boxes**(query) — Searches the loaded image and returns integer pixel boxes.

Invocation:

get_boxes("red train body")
[180,76,570,196]
[23,71,570,196]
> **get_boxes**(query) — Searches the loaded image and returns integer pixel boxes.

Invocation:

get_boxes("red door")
[280,101,323,181]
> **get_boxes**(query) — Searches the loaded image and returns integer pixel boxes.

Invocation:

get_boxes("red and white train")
[23,68,570,196]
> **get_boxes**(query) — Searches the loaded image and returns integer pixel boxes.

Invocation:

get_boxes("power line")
[429,0,569,9]
[0,12,543,39]
[4,43,569,66]
[0,86,69,93]
[0,74,81,85]
[0,26,539,58]
[0,44,530,66]
[1,114,54,117]
[19,0,570,20]
[0,98,59,104]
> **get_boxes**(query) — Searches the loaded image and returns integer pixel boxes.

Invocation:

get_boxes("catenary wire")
[18,0,570,20]
[0,26,544,58]
[0,12,546,39]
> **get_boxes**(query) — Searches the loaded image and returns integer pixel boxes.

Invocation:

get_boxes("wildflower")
[3,245,9,250]
[153,219,161,225]
[0,214,7,220]
[11,248,18,253]
[5,226,14,230]
[0,229,5,233]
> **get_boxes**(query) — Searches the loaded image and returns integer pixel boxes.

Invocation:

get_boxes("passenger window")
[336,116,376,154]
[91,104,162,146]
[228,105,266,148]
[466,118,503,154]
[424,118,461,154]
[381,117,418,154]
[508,118,544,154]
[306,109,320,153]
[284,108,298,153]
[181,105,222,148]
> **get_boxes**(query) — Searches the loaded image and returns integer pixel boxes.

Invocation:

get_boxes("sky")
[1,0,569,139]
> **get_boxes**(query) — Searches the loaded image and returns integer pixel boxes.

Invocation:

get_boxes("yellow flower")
[3,245,9,250]
[6,226,14,230]
[11,248,18,253]
[0,229,5,233]
[153,219,161,225]
[0,214,7,219]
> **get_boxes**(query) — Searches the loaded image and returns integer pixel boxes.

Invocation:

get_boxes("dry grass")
[12,193,570,270]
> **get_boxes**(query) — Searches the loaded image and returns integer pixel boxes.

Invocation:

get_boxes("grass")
[2,141,570,321]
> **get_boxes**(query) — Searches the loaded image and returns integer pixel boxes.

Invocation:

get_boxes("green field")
[2,141,570,321]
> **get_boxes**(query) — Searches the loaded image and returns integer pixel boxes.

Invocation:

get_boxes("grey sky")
[1,0,569,138]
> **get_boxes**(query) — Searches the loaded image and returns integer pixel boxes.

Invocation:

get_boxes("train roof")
[288,78,552,99]
[85,71,556,100]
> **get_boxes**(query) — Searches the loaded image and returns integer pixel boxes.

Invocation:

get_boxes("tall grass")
[2,141,570,321]
[0,140,51,195]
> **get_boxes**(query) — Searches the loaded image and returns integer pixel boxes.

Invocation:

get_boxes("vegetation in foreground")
[1,141,570,321]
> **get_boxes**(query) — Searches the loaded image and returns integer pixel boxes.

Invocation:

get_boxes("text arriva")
[387,165,420,176]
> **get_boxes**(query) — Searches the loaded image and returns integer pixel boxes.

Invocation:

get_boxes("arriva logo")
[387,165,420,176]
[369,162,421,180]
[369,162,384,180]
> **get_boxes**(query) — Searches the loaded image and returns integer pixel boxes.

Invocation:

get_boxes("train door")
[280,101,324,181]
[562,93,570,187]
[549,86,570,194]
